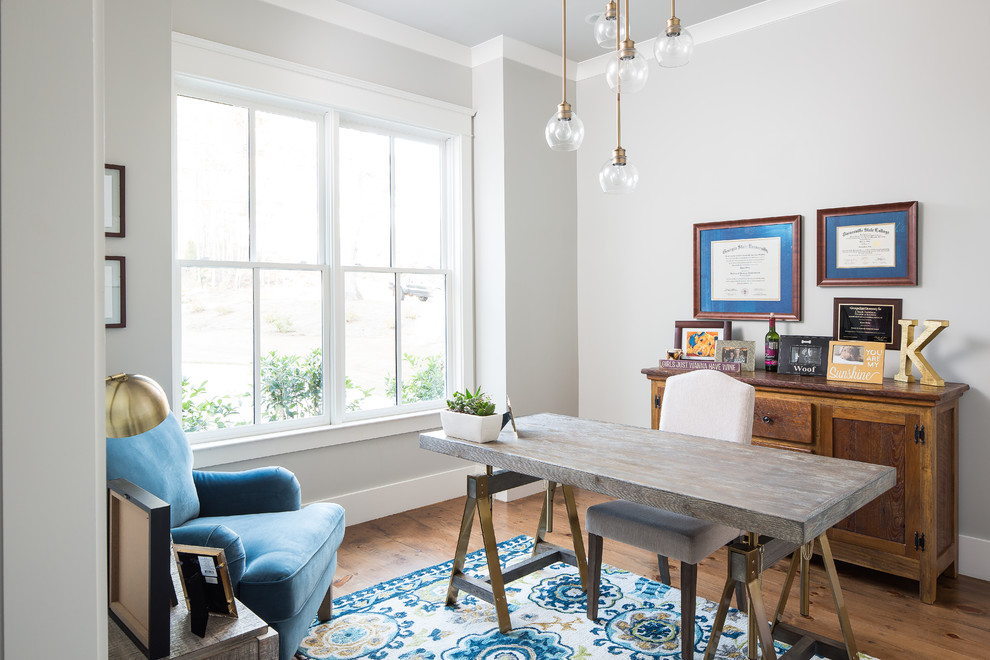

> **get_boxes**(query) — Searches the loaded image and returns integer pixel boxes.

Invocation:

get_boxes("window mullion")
[248,107,263,425]
[390,136,403,406]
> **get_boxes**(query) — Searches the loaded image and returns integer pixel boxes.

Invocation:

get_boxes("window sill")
[191,409,442,468]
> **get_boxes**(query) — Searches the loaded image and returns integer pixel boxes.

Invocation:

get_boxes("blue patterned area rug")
[298,535,877,660]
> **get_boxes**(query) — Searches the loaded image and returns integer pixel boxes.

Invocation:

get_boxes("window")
[176,91,456,438]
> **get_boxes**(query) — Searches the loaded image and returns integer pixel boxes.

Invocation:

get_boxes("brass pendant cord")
[614,0,622,152]
[560,0,567,104]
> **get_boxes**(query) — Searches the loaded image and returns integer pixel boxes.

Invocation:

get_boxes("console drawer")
[753,396,813,445]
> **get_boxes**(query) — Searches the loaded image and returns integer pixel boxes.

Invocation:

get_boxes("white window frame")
[172,34,474,463]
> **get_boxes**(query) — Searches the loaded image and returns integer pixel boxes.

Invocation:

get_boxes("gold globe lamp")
[105,373,170,438]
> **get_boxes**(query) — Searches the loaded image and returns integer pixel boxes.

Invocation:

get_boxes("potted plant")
[441,387,503,443]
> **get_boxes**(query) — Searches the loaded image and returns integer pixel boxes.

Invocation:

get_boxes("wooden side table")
[109,561,278,660]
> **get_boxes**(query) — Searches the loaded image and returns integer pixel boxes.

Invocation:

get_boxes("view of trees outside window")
[176,93,450,434]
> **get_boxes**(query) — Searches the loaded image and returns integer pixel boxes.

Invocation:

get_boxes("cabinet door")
[822,405,920,559]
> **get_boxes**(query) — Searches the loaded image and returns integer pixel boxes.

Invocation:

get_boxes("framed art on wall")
[105,164,125,238]
[817,201,917,286]
[105,256,125,328]
[693,216,801,321]
[673,320,732,360]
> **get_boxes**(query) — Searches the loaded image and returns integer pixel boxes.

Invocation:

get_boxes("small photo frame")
[779,335,832,376]
[674,320,732,360]
[826,340,886,384]
[833,297,903,350]
[105,164,125,237]
[817,201,917,286]
[173,544,238,619]
[714,340,756,371]
[105,256,125,328]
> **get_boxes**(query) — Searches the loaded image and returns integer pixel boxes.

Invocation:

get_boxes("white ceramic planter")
[440,410,504,443]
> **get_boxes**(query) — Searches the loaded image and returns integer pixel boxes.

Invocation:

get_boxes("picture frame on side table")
[674,320,732,360]
[108,479,171,660]
[778,335,832,377]
[714,339,756,371]
[817,201,918,286]
[105,164,125,238]
[694,216,801,321]
[105,256,125,328]
[833,297,903,350]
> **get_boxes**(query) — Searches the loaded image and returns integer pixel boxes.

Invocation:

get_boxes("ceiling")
[334,0,766,63]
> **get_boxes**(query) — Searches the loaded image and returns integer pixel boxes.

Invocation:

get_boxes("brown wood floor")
[332,488,990,660]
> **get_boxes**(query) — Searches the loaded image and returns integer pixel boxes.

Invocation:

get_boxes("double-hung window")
[176,88,456,438]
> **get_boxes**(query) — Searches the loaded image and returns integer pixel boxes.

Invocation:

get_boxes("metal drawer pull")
[762,415,773,424]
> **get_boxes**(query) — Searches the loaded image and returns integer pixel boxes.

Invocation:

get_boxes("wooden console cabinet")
[642,367,968,604]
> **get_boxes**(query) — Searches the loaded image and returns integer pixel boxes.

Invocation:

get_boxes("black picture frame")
[105,256,126,328]
[108,479,171,659]
[778,335,832,377]
[833,297,903,350]
[105,164,125,238]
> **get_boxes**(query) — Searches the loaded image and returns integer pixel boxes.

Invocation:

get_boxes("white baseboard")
[959,534,990,582]
[322,465,477,526]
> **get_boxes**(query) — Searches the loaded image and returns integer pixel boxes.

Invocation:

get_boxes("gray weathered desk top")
[420,413,895,545]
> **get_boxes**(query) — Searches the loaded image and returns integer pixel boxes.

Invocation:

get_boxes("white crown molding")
[576,0,844,80]
[257,0,473,67]
[172,32,474,124]
[471,35,578,80]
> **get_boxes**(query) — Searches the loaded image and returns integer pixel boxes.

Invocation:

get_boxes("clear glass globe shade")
[545,111,585,151]
[594,14,625,49]
[599,159,639,194]
[605,49,649,94]
[654,27,694,68]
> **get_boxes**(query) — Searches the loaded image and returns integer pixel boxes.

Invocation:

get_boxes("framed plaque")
[833,297,903,350]
[694,216,801,321]
[817,201,917,286]
[778,335,831,377]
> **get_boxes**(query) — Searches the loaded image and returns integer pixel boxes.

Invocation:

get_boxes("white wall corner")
[959,534,990,583]
[471,35,575,79]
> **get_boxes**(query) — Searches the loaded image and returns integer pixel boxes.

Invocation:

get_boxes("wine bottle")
[765,313,779,372]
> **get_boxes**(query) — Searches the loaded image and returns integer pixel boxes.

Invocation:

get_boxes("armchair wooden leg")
[680,562,698,660]
[587,532,603,621]
[317,583,333,622]
[657,554,671,586]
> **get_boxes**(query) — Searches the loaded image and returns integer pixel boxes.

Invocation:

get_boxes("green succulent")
[446,386,496,416]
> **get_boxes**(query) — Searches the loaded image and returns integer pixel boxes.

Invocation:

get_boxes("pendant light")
[545,0,584,151]
[655,0,694,68]
[593,0,622,49]
[599,0,638,194]
[604,0,648,94]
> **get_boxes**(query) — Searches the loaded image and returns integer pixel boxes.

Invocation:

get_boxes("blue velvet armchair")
[107,412,345,660]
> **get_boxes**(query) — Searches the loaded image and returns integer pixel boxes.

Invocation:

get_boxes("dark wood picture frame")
[694,215,801,321]
[105,164,125,238]
[673,320,732,360]
[108,479,171,660]
[833,297,903,350]
[105,256,126,328]
[817,201,918,286]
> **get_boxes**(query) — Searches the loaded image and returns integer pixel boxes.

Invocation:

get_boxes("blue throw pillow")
[107,412,200,527]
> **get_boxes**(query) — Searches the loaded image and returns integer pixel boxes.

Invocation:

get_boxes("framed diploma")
[817,201,918,286]
[833,297,903,350]
[693,216,801,321]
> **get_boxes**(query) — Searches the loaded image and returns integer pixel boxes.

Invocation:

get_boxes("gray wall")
[1,0,107,656]
[576,0,990,575]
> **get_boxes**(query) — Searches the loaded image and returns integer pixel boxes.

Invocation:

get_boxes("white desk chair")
[585,369,755,660]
